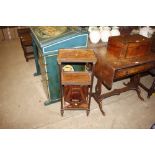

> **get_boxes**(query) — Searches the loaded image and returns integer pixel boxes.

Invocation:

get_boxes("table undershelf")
[64,101,88,110]
[61,71,91,85]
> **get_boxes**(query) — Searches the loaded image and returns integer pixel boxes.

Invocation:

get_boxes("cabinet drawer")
[115,63,155,79]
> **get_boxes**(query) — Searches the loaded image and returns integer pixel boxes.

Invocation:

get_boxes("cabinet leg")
[32,39,41,76]
[44,98,61,105]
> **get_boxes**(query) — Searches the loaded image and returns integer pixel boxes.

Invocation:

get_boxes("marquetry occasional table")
[57,49,97,116]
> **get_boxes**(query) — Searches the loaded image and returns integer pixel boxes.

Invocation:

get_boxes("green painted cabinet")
[31,27,88,105]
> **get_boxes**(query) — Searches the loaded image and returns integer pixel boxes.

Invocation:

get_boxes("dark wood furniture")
[92,35,155,116]
[119,26,138,35]
[139,79,155,98]
[0,26,18,41]
[151,32,155,53]
[139,69,155,98]
[128,29,155,98]
[107,35,151,59]
[57,49,97,116]
[17,28,34,62]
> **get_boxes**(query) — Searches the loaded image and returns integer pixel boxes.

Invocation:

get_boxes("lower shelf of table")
[63,101,88,110]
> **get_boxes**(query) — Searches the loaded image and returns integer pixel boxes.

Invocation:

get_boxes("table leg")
[148,79,155,98]
[92,79,105,116]
[93,74,144,115]
[123,74,144,101]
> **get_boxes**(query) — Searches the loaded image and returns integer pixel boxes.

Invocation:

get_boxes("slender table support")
[92,74,144,116]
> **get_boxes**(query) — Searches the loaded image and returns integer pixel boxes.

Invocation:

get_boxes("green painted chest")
[31,27,88,105]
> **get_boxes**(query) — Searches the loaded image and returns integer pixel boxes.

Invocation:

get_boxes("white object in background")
[111,26,120,36]
[139,26,154,38]
[99,26,111,43]
[88,26,101,44]
[63,65,74,71]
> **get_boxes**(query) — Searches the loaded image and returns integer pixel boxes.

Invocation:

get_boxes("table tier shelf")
[64,101,88,110]
[61,71,91,85]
